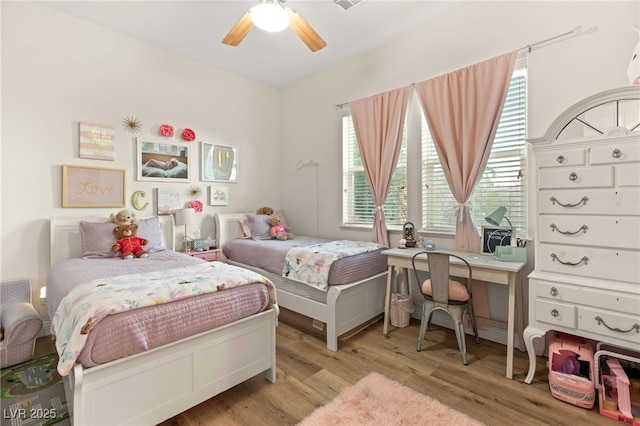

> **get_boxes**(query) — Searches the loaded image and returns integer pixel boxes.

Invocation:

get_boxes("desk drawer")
[579,307,640,345]
[539,243,640,283]
[535,299,576,328]
[538,166,613,189]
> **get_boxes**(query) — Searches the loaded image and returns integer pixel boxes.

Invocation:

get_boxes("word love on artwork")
[62,165,126,208]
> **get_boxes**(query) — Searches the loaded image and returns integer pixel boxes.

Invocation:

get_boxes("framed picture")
[157,187,182,215]
[62,165,125,207]
[209,185,229,206]
[201,142,237,182]
[481,226,512,254]
[137,138,191,182]
[79,121,115,161]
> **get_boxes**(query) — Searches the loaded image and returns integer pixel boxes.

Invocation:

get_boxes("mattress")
[47,251,272,368]
[222,236,388,285]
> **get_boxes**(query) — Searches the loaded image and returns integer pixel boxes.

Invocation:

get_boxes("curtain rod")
[333,26,583,110]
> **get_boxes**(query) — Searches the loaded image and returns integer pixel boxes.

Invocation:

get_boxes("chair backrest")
[0,279,31,309]
[412,251,472,304]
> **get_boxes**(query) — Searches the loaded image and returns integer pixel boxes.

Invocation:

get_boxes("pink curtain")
[415,52,516,252]
[349,87,410,247]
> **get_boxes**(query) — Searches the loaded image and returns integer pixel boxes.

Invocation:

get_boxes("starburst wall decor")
[122,116,142,133]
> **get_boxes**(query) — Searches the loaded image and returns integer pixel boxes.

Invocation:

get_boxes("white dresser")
[524,86,640,384]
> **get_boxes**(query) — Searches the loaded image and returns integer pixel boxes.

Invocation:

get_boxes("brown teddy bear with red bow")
[112,224,148,259]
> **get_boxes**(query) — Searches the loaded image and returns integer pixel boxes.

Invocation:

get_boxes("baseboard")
[38,320,51,338]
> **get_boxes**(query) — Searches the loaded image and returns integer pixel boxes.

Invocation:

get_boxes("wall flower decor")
[158,124,174,137]
[181,128,196,142]
[189,199,203,213]
[122,116,142,133]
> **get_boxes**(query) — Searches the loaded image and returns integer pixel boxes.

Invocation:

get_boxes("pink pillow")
[238,218,252,238]
[421,279,469,302]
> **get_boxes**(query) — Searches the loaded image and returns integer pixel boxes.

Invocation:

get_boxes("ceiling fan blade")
[221,11,254,46]
[287,9,327,52]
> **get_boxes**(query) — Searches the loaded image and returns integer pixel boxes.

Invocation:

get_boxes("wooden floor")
[40,319,618,425]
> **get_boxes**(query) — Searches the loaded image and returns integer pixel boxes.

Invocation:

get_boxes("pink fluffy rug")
[298,372,484,425]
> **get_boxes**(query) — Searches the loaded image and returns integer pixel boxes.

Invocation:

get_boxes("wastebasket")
[390,293,414,328]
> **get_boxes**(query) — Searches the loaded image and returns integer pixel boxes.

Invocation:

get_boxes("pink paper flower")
[158,124,174,137]
[181,128,196,142]
[189,200,203,213]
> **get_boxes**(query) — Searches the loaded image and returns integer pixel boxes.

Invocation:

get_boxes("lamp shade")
[175,208,196,227]
[250,1,289,32]
[485,206,507,227]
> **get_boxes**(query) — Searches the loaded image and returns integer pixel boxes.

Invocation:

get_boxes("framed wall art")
[209,185,229,206]
[201,142,237,182]
[62,165,125,208]
[137,138,191,182]
[79,121,115,161]
[157,187,182,214]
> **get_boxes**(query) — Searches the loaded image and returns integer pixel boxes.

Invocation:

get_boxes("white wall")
[1,2,283,320]
[280,1,639,336]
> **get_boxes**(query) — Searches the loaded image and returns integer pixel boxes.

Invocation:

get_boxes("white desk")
[381,248,526,379]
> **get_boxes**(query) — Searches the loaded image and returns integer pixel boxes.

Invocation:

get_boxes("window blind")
[421,57,528,235]
[342,115,408,225]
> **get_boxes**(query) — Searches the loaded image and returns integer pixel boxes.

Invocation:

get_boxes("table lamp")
[485,206,516,246]
[175,208,196,252]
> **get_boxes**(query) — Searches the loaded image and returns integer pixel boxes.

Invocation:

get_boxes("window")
[421,61,527,235]
[342,115,407,225]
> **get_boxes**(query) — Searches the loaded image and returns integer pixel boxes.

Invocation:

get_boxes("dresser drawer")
[590,143,640,165]
[538,148,586,168]
[619,163,640,187]
[535,280,640,316]
[579,307,640,345]
[188,249,220,261]
[538,165,613,189]
[539,215,640,249]
[535,299,576,328]
[539,243,640,283]
[539,188,640,215]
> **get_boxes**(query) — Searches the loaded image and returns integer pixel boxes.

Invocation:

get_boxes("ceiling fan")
[221,0,327,52]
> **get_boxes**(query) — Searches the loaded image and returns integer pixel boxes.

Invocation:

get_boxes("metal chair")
[411,251,479,365]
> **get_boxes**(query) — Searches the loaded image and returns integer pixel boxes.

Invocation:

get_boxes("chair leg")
[454,318,468,365]
[468,304,479,344]
[416,302,433,352]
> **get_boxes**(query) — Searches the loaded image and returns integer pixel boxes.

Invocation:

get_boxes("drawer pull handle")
[551,309,559,318]
[550,224,588,235]
[557,155,565,163]
[594,316,640,334]
[551,253,589,266]
[550,196,588,208]
[569,172,578,181]
[612,149,622,159]
[550,287,558,296]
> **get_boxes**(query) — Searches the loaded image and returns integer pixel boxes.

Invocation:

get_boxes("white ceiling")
[37,1,464,88]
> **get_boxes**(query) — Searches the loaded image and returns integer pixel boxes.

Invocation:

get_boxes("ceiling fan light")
[250,2,289,32]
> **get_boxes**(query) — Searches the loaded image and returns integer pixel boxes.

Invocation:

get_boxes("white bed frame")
[215,213,387,352]
[49,217,278,426]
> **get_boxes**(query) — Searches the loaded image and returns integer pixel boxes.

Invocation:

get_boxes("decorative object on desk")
[485,206,515,246]
[397,238,407,249]
[402,222,416,247]
[416,236,425,249]
[204,235,216,250]
[175,208,196,253]
[192,239,204,251]
[492,246,526,262]
[481,226,512,254]
[298,372,483,426]
[426,240,436,250]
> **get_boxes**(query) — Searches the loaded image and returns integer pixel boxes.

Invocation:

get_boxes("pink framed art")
[62,165,126,208]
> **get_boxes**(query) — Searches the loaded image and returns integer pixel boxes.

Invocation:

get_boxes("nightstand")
[184,248,221,262]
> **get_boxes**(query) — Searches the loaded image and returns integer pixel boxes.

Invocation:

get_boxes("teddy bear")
[109,209,138,226]
[268,215,293,241]
[112,224,148,259]
[256,206,275,215]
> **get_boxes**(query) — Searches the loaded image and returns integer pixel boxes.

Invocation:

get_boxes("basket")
[390,293,414,328]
